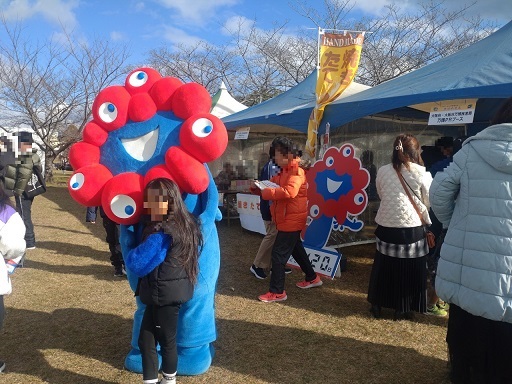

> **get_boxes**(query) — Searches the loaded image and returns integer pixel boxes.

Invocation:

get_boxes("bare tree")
[147,17,317,106]
[148,40,239,94]
[292,0,498,86]
[0,20,130,180]
[146,0,499,107]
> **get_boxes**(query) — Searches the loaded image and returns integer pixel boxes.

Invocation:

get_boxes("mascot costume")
[67,67,227,375]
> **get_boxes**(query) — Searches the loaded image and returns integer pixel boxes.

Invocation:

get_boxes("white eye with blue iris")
[110,195,136,219]
[128,71,148,87]
[354,193,365,205]
[192,118,213,138]
[98,102,118,123]
[70,173,85,190]
[310,204,320,218]
[342,146,352,157]
[326,156,334,167]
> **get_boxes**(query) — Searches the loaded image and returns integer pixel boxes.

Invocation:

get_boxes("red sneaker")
[296,275,323,289]
[258,291,287,302]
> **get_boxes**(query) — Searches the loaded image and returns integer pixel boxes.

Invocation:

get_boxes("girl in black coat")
[125,178,202,384]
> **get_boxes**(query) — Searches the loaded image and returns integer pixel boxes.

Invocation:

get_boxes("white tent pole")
[312,27,323,160]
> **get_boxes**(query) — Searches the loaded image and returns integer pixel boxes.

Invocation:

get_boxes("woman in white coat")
[0,182,26,373]
[430,97,512,383]
[367,134,432,320]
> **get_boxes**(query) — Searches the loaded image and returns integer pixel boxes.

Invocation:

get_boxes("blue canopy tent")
[319,20,512,136]
[224,21,512,137]
[220,21,512,246]
[222,71,369,133]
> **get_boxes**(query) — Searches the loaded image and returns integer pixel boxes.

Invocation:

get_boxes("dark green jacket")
[5,151,41,196]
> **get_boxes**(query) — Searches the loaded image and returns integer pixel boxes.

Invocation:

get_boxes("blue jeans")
[86,206,98,222]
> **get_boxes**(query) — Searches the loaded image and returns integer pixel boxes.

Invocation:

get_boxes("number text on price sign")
[287,245,341,279]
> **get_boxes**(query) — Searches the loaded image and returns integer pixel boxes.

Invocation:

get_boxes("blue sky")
[0,0,510,66]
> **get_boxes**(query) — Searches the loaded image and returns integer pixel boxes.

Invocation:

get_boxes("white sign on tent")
[234,127,250,140]
[428,99,477,126]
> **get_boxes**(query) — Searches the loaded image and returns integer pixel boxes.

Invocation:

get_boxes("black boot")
[369,304,381,319]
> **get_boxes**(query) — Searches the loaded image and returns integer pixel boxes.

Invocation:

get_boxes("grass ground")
[0,182,451,383]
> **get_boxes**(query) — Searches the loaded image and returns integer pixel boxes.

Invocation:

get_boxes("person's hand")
[250,182,261,196]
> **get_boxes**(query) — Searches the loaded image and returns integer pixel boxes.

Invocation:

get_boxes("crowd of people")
[243,97,512,383]
[2,98,512,383]
[0,131,42,373]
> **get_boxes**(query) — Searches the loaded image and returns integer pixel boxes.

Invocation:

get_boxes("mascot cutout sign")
[292,144,370,278]
[68,68,227,375]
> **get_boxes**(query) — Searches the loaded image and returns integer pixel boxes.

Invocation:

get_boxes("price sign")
[287,245,341,279]
[234,127,250,139]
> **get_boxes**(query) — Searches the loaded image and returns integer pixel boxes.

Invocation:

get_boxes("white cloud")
[352,0,512,21]
[350,0,391,15]
[221,15,255,36]
[154,0,239,22]
[50,30,69,46]
[162,25,202,47]
[110,31,125,41]
[1,0,79,30]
[434,0,512,21]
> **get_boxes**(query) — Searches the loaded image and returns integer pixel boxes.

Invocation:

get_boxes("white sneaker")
[160,372,176,384]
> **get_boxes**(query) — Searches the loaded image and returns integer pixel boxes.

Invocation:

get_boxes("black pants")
[139,304,181,381]
[99,208,123,267]
[269,231,316,294]
[15,195,35,247]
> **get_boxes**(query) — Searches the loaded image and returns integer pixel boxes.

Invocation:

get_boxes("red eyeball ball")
[149,77,183,111]
[68,164,113,207]
[125,67,162,95]
[92,86,130,131]
[69,142,101,170]
[179,114,228,163]
[171,83,211,120]
[101,173,144,225]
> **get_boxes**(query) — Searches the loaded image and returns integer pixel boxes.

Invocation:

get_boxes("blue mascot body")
[67,67,228,375]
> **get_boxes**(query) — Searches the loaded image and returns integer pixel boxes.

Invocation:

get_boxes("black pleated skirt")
[367,225,427,313]
[447,304,512,384]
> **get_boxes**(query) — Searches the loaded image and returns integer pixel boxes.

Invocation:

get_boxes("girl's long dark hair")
[392,134,423,171]
[143,178,202,283]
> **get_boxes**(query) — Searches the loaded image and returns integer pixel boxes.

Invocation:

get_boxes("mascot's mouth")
[121,127,159,161]
[327,177,343,193]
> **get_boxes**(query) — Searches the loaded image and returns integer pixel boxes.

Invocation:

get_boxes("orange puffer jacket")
[261,158,307,232]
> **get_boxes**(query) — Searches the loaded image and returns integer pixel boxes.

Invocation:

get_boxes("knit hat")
[18,131,33,144]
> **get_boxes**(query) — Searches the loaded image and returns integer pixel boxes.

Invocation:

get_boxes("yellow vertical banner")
[305,31,365,158]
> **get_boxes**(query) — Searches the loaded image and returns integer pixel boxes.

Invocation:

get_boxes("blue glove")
[124,232,172,277]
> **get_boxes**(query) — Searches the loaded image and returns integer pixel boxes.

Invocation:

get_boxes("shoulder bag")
[396,169,435,248]
[23,166,47,199]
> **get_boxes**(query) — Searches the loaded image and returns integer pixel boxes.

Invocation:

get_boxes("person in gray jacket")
[430,97,512,384]
[5,131,41,249]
